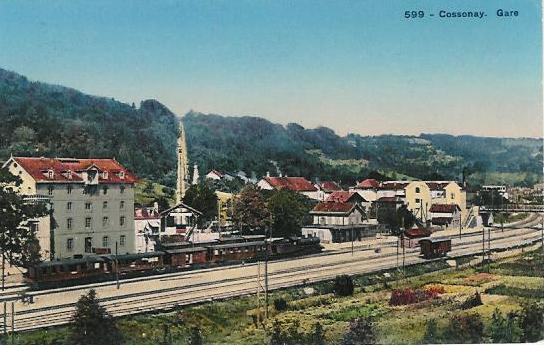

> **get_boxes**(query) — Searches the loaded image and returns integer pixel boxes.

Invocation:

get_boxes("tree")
[267,189,312,237]
[341,317,376,345]
[183,182,218,226]
[334,275,354,297]
[70,289,123,345]
[0,168,47,267]
[232,184,270,233]
[489,308,523,343]
[520,302,544,342]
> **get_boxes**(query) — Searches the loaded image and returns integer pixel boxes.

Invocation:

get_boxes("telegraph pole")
[351,228,354,256]
[10,303,13,345]
[115,241,120,290]
[2,302,6,345]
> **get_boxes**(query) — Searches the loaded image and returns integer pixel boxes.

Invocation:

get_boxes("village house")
[429,203,462,229]
[315,180,343,201]
[205,170,235,182]
[257,176,320,200]
[326,190,370,211]
[426,181,467,220]
[349,178,380,202]
[134,204,161,253]
[377,181,432,220]
[3,156,137,259]
[160,202,203,238]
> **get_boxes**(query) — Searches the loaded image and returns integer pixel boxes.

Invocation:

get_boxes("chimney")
[266,171,270,177]
[153,202,159,212]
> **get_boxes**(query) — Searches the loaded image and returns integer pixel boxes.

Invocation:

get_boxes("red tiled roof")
[264,177,317,192]
[326,191,363,203]
[429,203,460,213]
[11,157,137,184]
[320,181,342,192]
[311,201,355,214]
[356,178,380,189]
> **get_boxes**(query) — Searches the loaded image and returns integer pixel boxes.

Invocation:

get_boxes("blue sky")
[0,0,542,137]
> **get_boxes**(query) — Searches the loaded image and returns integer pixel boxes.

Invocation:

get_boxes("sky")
[0,0,542,138]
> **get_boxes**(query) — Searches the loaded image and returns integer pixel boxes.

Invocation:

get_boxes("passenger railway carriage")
[26,235,322,288]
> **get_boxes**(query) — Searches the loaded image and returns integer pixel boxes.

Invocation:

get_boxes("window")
[84,237,92,253]
[450,193,455,199]
[102,236,109,248]
[67,202,72,210]
[67,185,73,194]
[103,186,108,195]
[85,217,92,228]
[120,201,125,209]
[47,186,54,195]
[120,216,125,226]
[120,235,126,246]
[103,201,108,209]
[67,238,74,251]
[67,218,73,230]
[415,198,421,204]
[102,216,109,227]
[120,185,125,194]
[85,202,92,210]
[102,171,108,179]
[119,171,125,179]
[415,187,420,193]
[47,170,54,179]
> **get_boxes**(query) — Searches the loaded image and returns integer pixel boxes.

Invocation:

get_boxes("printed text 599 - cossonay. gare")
[403,9,518,20]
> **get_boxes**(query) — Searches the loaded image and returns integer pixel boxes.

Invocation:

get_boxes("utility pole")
[351,228,354,256]
[402,233,405,275]
[257,261,261,310]
[2,302,6,345]
[482,226,486,266]
[115,241,120,290]
[487,227,491,270]
[10,303,13,345]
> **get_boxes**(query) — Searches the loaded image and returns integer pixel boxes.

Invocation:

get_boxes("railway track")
[5,226,542,333]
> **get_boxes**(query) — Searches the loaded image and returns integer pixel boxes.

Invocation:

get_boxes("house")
[377,181,431,220]
[3,156,137,259]
[427,181,467,220]
[206,170,235,182]
[326,191,370,211]
[429,203,461,228]
[160,202,203,239]
[301,201,380,243]
[349,178,380,202]
[315,181,342,201]
[257,176,320,200]
[134,204,161,253]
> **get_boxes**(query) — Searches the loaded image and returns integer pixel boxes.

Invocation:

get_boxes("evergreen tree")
[70,289,123,345]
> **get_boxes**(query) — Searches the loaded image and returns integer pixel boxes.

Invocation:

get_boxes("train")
[418,238,452,259]
[25,235,322,289]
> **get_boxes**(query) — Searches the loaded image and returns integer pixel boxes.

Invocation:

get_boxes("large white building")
[3,157,137,259]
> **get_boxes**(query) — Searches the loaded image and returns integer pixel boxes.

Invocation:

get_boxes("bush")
[444,313,484,343]
[334,275,354,297]
[273,298,288,311]
[341,317,376,345]
[389,286,444,306]
[489,308,523,343]
[461,291,483,309]
[422,319,440,344]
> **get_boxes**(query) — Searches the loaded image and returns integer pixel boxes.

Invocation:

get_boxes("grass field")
[14,249,544,345]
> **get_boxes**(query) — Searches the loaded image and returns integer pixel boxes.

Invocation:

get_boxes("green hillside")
[1,67,541,189]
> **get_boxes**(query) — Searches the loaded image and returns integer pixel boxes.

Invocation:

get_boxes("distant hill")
[1,67,542,189]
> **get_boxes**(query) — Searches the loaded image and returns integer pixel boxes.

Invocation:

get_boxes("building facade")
[3,157,137,259]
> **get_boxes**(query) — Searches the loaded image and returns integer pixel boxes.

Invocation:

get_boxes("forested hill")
[0,68,178,185]
[1,67,542,188]
[185,112,543,187]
